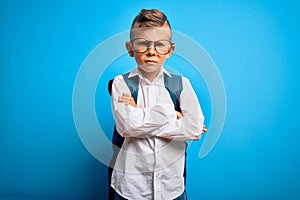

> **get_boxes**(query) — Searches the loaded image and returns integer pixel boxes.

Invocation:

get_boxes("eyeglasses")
[131,38,174,55]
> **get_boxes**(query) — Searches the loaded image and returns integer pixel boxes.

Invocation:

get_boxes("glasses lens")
[132,39,148,53]
[155,40,172,55]
[132,39,172,55]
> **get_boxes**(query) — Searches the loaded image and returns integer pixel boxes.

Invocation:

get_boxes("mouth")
[144,60,157,64]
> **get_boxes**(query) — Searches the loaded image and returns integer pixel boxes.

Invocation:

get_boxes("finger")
[119,94,137,107]
[119,95,130,102]
[176,111,183,119]
[119,98,130,104]
[202,128,208,134]
[129,96,135,102]
[118,96,122,102]
[121,95,133,102]
[122,93,131,97]
[129,99,137,108]
[118,96,126,102]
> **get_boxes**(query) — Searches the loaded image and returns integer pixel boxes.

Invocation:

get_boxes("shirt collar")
[128,67,172,79]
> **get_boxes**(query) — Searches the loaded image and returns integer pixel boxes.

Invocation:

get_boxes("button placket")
[153,171,161,200]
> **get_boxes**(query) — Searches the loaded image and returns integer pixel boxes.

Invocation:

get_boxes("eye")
[156,41,166,47]
[138,41,148,46]
[134,39,148,47]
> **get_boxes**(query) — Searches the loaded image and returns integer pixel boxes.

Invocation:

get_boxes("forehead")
[130,27,172,41]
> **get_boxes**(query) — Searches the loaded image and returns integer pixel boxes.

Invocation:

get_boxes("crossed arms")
[119,93,208,137]
[111,75,207,141]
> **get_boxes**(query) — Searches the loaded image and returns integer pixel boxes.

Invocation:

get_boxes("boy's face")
[126,26,175,75]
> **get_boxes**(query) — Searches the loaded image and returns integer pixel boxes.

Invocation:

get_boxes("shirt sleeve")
[111,75,177,138]
[152,77,205,141]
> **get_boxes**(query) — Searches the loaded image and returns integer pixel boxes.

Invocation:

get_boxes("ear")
[165,44,175,59]
[125,41,134,57]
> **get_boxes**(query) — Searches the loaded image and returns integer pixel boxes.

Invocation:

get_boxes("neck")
[138,68,160,82]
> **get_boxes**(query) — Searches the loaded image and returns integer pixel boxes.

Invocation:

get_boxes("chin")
[138,63,162,73]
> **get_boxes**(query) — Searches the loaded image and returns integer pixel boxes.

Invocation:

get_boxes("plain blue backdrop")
[1,0,299,199]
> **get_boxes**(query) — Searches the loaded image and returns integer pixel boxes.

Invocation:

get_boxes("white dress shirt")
[111,67,204,200]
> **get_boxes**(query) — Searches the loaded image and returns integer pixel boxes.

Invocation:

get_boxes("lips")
[145,60,157,64]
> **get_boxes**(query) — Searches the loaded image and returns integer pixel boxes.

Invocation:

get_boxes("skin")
[126,26,174,82]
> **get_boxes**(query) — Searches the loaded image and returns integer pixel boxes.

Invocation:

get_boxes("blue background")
[1,0,299,199]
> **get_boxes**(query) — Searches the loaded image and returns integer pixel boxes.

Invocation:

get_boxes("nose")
[146,43,156,55]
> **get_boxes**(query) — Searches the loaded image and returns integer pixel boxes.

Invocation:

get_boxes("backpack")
[107,71,185,200]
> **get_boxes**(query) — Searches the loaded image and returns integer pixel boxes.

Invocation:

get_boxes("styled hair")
[131,9,171,29]
[130,9,172,39]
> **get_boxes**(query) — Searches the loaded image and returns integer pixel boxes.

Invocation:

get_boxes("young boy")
[110,9,205,200]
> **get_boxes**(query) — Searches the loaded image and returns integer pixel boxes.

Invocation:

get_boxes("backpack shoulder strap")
[108,79,114,96]
[164,73,183,112]
[107,72,139,102]
[122,72,139,102]
[107,72,139,149]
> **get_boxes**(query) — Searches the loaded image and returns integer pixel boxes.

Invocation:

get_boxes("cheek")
[134,55,143,64]
[157,57,168,64]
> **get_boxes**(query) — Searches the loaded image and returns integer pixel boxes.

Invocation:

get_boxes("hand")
[190,125,207,141]
[118,93,137,107]
[176,111,183,119]
[189,125,207,140]
[176,111,207,134]
[202,124,208,134]
[157,111,206,141]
